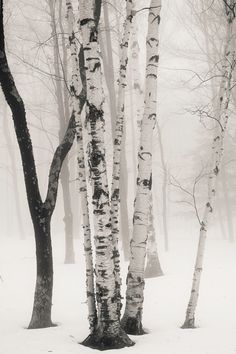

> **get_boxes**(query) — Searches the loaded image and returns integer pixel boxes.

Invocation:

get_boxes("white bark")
[101,1,117,139]
[182,3,236,328]
[79,2,133,348]
[66,0,96,330]
[80,0,116,328]
[130,18,144,174]
[110,0,134,315]
[122,0,162,335]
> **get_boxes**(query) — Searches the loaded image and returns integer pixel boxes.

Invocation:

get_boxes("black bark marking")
[213,166,219,176]
[80,18,94,26]
[150,54,159,63]
[206,202,213,212]
[86,101,104,124]
[138,151,152,160]
[91,61,101,72]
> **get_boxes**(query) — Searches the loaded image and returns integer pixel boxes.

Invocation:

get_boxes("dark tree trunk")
[28,213,54,329]
[0,0,79,328]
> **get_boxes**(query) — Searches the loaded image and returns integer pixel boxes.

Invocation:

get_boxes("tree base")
[181,318,196,329]
[28,319,57,330]
[144,256,164,279]
[144,266,164,278]
[121,316,147,335]
[81,328,134,350]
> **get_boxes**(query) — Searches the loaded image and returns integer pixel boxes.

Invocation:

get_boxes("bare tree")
[182,0,236,329]
[65,0,97,332]
[0,0,83,329]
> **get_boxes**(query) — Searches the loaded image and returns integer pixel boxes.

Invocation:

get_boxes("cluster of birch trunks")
[0,0,236,350]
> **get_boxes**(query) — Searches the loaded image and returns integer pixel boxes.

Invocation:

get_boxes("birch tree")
[182,0,236,329]
[110,0,134,316]
[121,0,162,335]
[0,0,83,329]
[78,0,133,349]
[65,0,97,331]
[100,2,131,261]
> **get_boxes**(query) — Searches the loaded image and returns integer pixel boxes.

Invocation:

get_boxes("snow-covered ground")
[0,234,236,354]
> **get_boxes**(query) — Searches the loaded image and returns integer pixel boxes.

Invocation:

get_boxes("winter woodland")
[1,0,236,353]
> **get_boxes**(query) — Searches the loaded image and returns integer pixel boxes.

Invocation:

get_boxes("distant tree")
[2,101,25,240]
[47,0,75,264]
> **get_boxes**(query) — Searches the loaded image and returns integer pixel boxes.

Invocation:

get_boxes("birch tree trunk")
[121,0,162,335]
[110,0,134,317]
[65,0,97,331]
[79,0,133,349]
[58,0,76,264]
[182,2,236,328]
[101,1,116,139]
[100,4,131,261]
[130,20,144,175]
[120,143,131,261]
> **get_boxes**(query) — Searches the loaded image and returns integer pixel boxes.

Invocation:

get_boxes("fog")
[1,0,236,352]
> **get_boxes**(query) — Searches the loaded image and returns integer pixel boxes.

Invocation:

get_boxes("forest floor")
[0,233,236,354]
